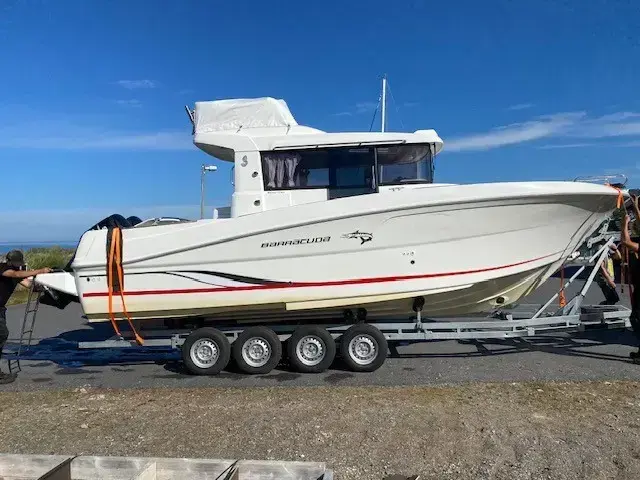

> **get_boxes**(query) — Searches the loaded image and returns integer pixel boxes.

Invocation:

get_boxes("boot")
[0,372,16,384]
[630,349,640,359]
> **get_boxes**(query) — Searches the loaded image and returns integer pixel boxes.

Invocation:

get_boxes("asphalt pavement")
[3,276,640,391]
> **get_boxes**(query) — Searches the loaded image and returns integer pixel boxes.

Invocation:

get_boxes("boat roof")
[191,97,444,162]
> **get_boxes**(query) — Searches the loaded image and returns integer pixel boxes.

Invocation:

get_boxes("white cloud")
[568,112,640,138]
[507,103,534,111]
[333,101,379,117]
[115,79,157,89]
[0,129,192,150]
[537,143,596,149]
[0,110,192,150]
[355,101,378,113]
[590,112,640,123]
[115,99,142,107]
[333,100,418,117]
[446,111,640,152]
[583,122,640,138]
[446,112,583,152]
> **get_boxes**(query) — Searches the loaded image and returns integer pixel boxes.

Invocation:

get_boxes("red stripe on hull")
[82,253,558,298]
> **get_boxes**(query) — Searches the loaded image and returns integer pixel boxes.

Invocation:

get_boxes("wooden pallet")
[0,454,333,479]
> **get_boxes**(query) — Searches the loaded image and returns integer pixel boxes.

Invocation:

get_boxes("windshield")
[376,145,433,185]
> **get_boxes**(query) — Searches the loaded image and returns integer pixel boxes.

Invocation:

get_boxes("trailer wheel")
[287,326,336,373]
[233,326,282,374]
[181,328,230,375]
[339,324,387,373]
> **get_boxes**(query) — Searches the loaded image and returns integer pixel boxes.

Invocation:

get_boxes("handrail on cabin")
[573,173,628,186]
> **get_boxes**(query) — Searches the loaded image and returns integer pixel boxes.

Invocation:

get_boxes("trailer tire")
[233,326,282,374]
[339,324,387,372]
[287,326,336,373]
[181,328,230,375]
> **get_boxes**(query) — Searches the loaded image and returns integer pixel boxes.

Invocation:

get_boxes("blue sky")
[1,0,639,242]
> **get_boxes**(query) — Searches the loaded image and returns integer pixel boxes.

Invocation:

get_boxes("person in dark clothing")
[595,241,621,305]
[0,250,52,383]
[619,213,640,362]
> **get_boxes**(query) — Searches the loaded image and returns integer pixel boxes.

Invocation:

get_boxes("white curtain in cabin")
[285,154,300,187]
[263,153,301,188]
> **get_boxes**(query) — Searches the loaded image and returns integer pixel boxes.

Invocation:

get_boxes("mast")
[381,74,387,132]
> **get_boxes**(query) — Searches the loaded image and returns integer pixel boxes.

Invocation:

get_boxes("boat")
[35,82,627,324]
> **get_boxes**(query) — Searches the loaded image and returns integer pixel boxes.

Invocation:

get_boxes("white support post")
[566,237,615,316]
[531,238,614,319]
[200,164,205,220]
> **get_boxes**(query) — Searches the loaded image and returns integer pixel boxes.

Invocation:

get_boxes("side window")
[305,167,329,187]
[261,148,375,190]
[335,166,371,188]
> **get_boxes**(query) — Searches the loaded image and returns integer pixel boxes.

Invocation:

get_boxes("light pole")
[200,164,217,219]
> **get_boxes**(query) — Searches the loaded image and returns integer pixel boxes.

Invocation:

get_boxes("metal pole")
[200,164,205,219]
[531,239,613,319]
[381,74,387,133]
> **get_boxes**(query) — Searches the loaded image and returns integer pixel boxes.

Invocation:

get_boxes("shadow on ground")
[4,323,180,371]
[389,326,639,365]
[2,320,639,377]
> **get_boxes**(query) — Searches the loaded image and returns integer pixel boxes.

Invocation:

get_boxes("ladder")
[8,284,41,374]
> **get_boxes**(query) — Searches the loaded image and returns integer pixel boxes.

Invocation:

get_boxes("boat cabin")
[191,97,444,218]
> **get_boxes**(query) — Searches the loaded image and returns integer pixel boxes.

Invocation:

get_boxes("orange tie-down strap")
[558,267,566,308]
[107,227,144,345]
[606,182,624,208]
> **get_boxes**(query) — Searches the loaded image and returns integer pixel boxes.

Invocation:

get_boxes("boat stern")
[34,272,78,297]
[34,271,80,310]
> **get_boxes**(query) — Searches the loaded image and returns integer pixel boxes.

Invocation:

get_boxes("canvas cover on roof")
[194,97,298,134]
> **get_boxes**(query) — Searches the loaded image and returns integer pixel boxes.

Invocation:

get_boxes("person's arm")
[17,277,33,289]
[621,214,639,253]
[632,196,640,222]
[1,267,52,280]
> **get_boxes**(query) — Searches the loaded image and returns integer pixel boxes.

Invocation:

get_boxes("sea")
[0,242,76,254]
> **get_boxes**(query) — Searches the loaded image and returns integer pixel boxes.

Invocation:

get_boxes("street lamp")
[200,164,218,219]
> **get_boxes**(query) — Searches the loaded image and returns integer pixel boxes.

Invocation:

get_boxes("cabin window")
[260,144,434,191]
[376,145,433,185]
[261,147,375,190]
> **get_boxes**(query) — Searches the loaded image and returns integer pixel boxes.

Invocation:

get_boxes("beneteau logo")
[342,230,373,245]
[261,236,331,248]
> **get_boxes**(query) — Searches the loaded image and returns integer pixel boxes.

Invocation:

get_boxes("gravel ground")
[1,381,640,479]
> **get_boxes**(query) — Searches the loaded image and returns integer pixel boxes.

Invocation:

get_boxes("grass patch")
[5,246,74,306]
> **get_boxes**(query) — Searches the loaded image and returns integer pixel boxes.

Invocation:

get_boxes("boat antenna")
[381,74,387,132]
[386,79,405,131]
[367,75,385,132]
[368,100,380,132]
[185,105,195,134]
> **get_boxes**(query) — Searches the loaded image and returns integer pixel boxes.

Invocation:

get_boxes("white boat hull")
[42,181,620,322]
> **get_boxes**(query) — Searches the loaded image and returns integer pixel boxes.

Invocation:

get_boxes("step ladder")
[8,285,41,374]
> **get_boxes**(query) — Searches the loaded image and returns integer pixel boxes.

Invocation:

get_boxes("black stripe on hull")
[78,270,279,285]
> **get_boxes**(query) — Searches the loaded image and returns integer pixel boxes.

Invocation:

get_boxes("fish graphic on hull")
[342,230,373,245]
